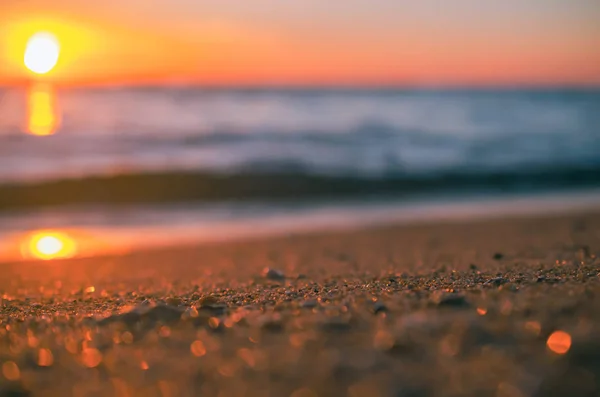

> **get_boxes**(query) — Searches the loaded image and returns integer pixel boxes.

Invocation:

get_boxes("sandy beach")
[1,209,599,397]
[2,1,599,396]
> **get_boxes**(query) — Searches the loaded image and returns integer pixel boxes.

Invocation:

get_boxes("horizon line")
[2,80,600,91]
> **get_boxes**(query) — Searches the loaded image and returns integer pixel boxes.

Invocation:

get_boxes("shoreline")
[2,165,600,211]
[3,203,599,282]
[2,187,600,263]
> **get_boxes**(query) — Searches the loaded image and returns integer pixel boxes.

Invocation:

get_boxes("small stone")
[166,297,181,306]
[255,313,284,332]
[183,306,199,319]
[198,295,219,306]
[198,303,227,316]
[300,299,318,309]
[372,301,387,314]
[434,293,470,308]
[140,299,155,307]
[296,274,308,280]
[492,253,504,260]
[97,311,141,326]
[469,264,478,271]
[485,277,508,286]
[98,303,184,326]
[320,317,352,332]
[263,267,285,281]
[142,304,184,323]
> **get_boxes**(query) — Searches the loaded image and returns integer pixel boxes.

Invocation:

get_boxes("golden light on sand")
[26,83,60,136]
[547,330,571,354]
[24,231,77,260]
[24,32,60,75]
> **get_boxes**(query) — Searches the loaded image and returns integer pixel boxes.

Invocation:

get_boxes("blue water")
[0,88,599,185]
[0,87,599,261]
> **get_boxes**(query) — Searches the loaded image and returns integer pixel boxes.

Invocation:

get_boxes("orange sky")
[1,0,599,86]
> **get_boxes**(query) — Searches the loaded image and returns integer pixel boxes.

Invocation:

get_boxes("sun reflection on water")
[21,230,77,260]
[26,83,61,136]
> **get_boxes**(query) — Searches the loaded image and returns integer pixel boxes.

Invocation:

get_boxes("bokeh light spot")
[38,348,54,367]
[81,348,102,368]
[191,340,206,357]
[1,361,20,381]
[547,330,572,354]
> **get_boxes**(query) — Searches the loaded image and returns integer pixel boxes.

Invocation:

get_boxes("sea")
[0,87,599,261]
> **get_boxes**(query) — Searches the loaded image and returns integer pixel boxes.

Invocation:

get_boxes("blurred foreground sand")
[1,209,600,396]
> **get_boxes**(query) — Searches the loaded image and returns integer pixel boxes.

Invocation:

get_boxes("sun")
[24,32,60,74]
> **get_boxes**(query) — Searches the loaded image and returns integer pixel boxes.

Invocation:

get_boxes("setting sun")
[24,32,60,75]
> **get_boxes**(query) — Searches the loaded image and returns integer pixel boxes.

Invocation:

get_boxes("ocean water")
[0,87,599,260]
[1,88,599,184]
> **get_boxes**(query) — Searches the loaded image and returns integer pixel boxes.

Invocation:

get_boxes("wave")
[1,164,600,211]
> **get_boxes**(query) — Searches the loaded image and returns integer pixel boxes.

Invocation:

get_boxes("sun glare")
[24,231,77,260]
[24,32,60,75]
[37,236,63,255]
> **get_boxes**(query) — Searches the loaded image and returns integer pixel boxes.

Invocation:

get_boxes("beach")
[1,208,599,397]
[2,2,599,395]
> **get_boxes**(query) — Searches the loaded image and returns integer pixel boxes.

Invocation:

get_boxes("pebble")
[372,301,388,314]
[166,297,181,306]
[300,299,318,309]
[98,303,184,326]
[320,317,352,332]
[263,267,286,281]
[258,315,284,332]
[485,277,509,286]
[433,293,470,308]
[198,295,220,306]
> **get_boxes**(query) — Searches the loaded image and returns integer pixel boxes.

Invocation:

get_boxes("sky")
[0,0,599,86]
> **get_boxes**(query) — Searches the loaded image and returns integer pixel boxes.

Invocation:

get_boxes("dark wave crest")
[1,164,600,211]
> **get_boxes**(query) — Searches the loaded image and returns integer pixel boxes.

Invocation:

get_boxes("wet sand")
[1,209,600,397]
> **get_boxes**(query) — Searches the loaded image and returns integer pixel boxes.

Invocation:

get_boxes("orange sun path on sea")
[26,83,60,136]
